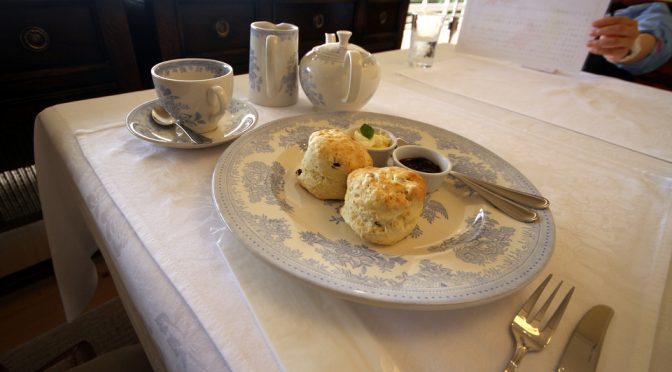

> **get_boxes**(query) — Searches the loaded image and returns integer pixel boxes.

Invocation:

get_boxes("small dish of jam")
[398,157,442,173]
[392,145,451,192]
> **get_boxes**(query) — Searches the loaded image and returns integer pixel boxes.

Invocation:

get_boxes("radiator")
[0,165,42,233]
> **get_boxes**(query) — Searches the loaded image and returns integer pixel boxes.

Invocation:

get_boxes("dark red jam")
[399,157,442,173]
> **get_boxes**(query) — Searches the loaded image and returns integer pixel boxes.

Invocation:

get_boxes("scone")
[297,129,373,200]
[340,166,426,245]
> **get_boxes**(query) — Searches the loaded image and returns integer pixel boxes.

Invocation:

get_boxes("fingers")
[587,35,631,49]
[587,16,639,60]
[587,36,631,60]
[590,24,637,39]
[588,45,630,61]
[592,16,637,28]
[591,16,638,37]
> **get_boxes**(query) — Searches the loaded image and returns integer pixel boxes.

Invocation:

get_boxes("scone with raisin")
[340,166,426,245]
[297,129,373,200]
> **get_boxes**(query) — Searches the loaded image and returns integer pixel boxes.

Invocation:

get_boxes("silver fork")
[503,274,574,372]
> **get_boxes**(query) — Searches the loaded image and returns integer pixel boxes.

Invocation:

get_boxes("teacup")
[151,58,233,134]
[392,145,451,193]
[346,126,398,167]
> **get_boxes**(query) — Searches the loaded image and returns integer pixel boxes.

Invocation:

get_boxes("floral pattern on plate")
[212,111,554,309]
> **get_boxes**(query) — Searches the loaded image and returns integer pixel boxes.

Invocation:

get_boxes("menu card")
[456,0,611,73]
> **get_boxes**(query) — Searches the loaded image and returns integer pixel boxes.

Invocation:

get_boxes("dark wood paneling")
[273,0,356,55]
[151,0,267,74]
[0,5,105,72]
[353,0,409,52]
[0,0,142,172]
[97,0,144,91]
[149,0,408,73]
[0,0,410,173]
[178,2,259,73]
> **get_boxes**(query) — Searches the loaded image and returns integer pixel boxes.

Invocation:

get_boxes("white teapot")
[299,31,381,111]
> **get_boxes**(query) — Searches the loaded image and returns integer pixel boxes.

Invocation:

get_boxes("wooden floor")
[0,255,118,353]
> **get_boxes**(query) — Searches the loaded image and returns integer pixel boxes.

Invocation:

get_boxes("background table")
[35,45,672,371]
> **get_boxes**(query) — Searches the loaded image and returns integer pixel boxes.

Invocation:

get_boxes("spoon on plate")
[391,139,548,210]
[392,144,548,223]
[447,171,549,210]
[150,106,212,145]
[447,172,541,223]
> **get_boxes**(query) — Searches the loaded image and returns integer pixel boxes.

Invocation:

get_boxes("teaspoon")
[449,172,539,223]
[150,106,212,145]
[448,171,549,210]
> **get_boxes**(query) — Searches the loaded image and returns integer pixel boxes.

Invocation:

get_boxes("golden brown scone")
[297,129,373,200]
[340,166,426,245]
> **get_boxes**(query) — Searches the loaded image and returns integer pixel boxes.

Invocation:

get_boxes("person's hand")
[587,16,639,62]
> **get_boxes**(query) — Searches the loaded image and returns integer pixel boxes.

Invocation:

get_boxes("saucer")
[126,98,258,149]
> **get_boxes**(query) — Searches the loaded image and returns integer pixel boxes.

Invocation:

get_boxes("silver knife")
[556,304,614,372]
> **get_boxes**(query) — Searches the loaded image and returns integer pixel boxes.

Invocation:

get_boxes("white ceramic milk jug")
[248,22,299,107]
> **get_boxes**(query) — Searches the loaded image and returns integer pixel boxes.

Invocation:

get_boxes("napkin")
[75,124,281,371]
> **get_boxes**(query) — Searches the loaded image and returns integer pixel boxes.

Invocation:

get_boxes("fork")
[503,274,574,372]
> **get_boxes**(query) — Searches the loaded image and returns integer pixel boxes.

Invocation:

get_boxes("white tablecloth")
[397,51,672,163]
[36,45,672,371]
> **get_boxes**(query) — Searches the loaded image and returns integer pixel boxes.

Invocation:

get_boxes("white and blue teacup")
[152,58,233,133]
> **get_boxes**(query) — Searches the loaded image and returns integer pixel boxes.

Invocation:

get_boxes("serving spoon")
[393,140,549,210]
[448,172,540,223]
[448,171,549,210]
[392,144,548,223]
[150,106,212,145]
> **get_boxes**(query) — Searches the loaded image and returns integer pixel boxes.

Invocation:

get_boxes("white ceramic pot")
[299,31,381,111]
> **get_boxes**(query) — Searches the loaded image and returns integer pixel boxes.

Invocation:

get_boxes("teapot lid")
[313,31,372,62]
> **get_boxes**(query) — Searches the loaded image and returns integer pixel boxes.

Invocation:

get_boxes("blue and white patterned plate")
[126,98,258,149]
[212,112,554,309]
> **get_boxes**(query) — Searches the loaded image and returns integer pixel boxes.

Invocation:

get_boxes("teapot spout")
[325,33,336,43]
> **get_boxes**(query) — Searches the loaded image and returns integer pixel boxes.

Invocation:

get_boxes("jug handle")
[207,85,229,121]
[265,34,279,98]
[343,50,362,104]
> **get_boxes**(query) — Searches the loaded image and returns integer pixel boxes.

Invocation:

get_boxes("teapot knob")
[337,30,352,47]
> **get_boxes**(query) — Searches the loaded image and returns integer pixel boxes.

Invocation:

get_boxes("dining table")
[34,44,672,372]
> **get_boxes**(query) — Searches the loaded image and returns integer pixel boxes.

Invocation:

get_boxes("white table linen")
[35,91,281,372]
[398,51,672,162]
[36,45,672,371]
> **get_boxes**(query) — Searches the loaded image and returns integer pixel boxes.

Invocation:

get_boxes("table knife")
[556,304,614,372]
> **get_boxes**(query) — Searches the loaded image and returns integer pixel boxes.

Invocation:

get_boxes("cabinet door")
[0,0,141,171]
[0,0,142,94]
[353,0,410,52]
[273,0,356,56]
[152,0,269,74]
